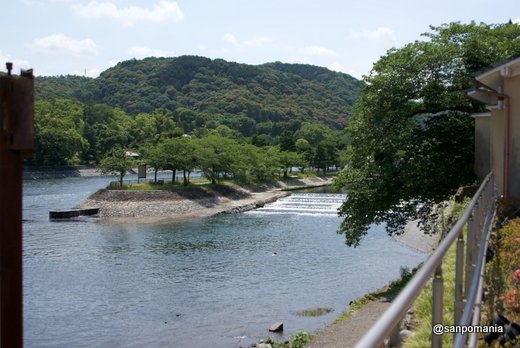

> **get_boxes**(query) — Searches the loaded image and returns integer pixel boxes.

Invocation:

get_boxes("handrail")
[355,172,496,348]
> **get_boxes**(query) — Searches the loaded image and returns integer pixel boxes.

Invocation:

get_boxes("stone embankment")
[24,166,102,180]
[76,176,333,224]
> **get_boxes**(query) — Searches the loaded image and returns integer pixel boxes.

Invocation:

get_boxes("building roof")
[467,54,520,105]
[472,54,520,90]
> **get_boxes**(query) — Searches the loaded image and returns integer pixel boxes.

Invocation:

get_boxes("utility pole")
[0,62,34,348]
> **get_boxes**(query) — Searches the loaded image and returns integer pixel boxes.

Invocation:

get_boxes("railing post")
[432,265,443,348]
[388,324,401,347]
[471,203,479,274]
[454,234,464,326]
[354,173,496,348]
[465,215,474,296]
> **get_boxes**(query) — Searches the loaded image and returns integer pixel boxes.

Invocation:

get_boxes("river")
[23,176,426,347]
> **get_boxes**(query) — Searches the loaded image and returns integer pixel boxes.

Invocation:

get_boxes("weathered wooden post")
[0,62,34,348]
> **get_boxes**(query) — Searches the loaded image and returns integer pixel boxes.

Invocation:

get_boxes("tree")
[196,135,238,184]
[279,151,306,178]
[140,144,167,183]
[82,104,132,163]
[98,147,135,186]
[130,109,180,148]
[33,100,87,166]
[179,142,200,185]
[279,130,295,151]
[335,21,520,247]
[250,146,281,181]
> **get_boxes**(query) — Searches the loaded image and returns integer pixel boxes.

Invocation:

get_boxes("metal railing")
[355,172,496,348]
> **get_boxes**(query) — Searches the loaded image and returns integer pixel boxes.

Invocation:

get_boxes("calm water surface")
[23,176,426,347]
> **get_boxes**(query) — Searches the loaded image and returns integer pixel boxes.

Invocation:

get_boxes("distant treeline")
[32,56,362,169]
[32,99,350,176]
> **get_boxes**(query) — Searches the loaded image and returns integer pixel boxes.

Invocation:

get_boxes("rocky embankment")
[24,166,103,180]
[76,176,333,224]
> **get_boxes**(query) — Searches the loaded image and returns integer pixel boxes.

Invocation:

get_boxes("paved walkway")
[306,298,391,348]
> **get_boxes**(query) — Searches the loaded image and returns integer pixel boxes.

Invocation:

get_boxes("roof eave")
[474,56,520,90]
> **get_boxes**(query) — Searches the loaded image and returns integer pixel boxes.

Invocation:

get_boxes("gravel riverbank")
[76,176,334,225]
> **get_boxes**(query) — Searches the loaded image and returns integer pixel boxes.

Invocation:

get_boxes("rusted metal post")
[0,63,34,348]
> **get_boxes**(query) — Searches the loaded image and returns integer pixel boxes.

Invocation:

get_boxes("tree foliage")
[35,56,363,130]
[335,21,520,247]
[33,99,87,165]
[32,56,359,168]
[98,147,135,186]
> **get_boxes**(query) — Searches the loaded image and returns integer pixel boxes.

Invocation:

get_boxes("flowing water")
[23,177,426,347]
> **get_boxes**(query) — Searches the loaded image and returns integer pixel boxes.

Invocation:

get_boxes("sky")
[1,0,519,79]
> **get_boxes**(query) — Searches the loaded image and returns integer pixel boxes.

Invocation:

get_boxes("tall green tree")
[196,135,238,184]
[82,104,132,163]
[98,147,135,186]
[130,108,180,147]
[140,144,167,183]
[279,151,306,178]
[335,21,520,247]
[33,99,87,166]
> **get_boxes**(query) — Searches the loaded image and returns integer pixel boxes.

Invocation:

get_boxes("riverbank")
[77,175,435,348]
[76,176,334,225]
[306,218,438,348]
[24,165,102,180]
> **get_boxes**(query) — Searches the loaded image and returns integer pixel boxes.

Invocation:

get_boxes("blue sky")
[2,0,519,79]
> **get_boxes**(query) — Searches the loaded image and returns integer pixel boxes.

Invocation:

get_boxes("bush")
[485,217,520,325]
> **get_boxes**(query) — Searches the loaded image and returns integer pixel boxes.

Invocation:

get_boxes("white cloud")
[126,46,176,58]
[71,0,184,26]
[0,51,31,72]
[513,18,520,25]
[21,0,71,5]
[304,45,336,57]
[328,62,345,72]
[362,27,396,41]
[223,33,273,49]
[28,34,98,56]
[223,33,239,46]
[348,26,396,42]
[243,37,273,48]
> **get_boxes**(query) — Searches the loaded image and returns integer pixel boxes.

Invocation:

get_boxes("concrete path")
[306,299,391,348]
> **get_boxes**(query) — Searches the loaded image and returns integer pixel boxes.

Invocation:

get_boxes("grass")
[334,293,378,323]
[334,266,420,324]
[402,198,470,348]
[295,307,334,317]
[328,198,468,347]
[108,178,212,190]
[263,329,313,348]
[264,247,418,348]
[402,236,458,348]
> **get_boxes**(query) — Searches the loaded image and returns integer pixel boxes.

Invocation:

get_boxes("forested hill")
[35,56,362,129]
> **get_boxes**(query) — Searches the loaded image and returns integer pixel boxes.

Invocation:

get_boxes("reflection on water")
[23,177,426,347]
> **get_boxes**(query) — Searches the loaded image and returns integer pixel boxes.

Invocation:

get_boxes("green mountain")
[35,55,362,129]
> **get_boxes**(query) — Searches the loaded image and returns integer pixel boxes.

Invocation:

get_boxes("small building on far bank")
[467,54,520,206]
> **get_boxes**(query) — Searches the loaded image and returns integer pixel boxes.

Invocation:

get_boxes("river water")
[23,176,426,347]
